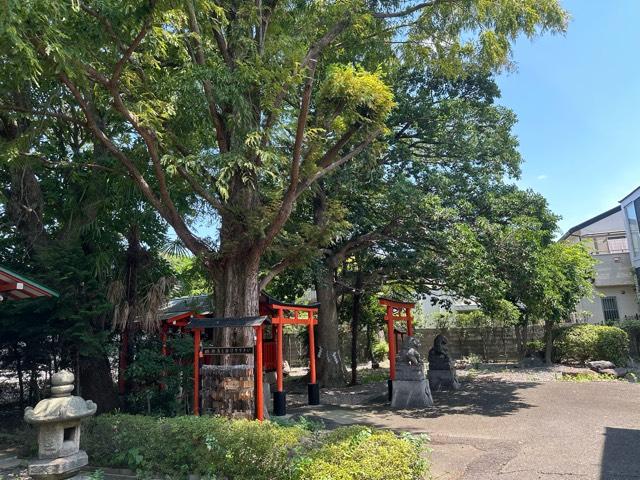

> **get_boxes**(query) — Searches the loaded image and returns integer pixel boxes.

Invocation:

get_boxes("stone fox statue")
[398,337,423,366]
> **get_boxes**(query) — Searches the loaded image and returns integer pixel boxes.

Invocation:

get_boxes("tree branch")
[176,165,225,212]
[111,1,156,85]
[297,128,381,194]
[58,73,209,256]
[372,0,444,19]
[0,104,87,126]
[186,1,229,152]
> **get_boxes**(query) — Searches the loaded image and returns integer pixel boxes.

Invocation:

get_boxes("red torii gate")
[378,297,415,399]
[259,293,319,416]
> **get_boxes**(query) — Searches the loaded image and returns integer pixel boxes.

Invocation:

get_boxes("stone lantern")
[24,370,97,479]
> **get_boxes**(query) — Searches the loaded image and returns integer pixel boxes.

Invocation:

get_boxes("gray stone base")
[391,380,433,408]
[263,381,271,418]
[428,369,460,391]
[28,450,88,480]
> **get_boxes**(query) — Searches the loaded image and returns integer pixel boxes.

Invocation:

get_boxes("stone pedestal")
[428,369,460,391]
[391,380,433,408]
[427,334,460,391]
[391,336,434,408]
[24,371,96,480]
[27,451,88,480]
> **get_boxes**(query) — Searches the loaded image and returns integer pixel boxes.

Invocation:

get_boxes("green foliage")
[372,340,389,363]
[557,372,618,383]
[554,324,629,366]
[295,426,428,480]
[124,335,193,415]
[82,414,428,480]
[525,340,545,355]
[619,319,640,357]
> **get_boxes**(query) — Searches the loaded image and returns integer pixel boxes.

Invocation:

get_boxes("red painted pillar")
[193,328,201,416]
[387,306,395,381]
[255,325,264,421]
[307,312,320,405]
[308,315,317,384]
[407,307,414,337]
[274,309,286,415]
[276,318,284,392]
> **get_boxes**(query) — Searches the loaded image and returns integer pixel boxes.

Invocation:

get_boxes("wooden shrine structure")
[189,315,270,420]
[378,297,415,399]
[0,266,58,301]
[155,293,319,419]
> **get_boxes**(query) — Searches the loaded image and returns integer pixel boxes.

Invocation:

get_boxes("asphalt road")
[293,379,640,480]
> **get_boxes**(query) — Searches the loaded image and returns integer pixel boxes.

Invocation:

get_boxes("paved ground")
[291,378,640,480]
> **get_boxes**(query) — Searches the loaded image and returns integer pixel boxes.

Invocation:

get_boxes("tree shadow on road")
[600,427,640,480]
[364,377,540,419]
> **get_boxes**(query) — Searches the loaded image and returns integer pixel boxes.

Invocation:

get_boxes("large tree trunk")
[544,319,554,365]
[79,353,119,413]
[315,259,347,387]
[350,272,363,385]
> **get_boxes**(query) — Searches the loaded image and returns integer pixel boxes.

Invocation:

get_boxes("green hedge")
[81,414,428,480]
[554,324,629,366]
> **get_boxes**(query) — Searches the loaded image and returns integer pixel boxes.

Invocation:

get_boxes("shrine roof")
[0,266,59,301]
[188,315,271,328]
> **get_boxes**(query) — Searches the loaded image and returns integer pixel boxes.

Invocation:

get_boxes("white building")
[561,206,640,324]
[621,186,640,303]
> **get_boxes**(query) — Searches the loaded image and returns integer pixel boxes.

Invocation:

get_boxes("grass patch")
[556,372,619,382]
[358,368,390,385]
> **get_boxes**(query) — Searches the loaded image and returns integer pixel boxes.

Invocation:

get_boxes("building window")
[601,296,620,322]
[607,236,629,254]
[625,203,640,256]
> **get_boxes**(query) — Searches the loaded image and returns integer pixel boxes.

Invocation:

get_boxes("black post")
[308,383,320,405]
[273,391,286,416]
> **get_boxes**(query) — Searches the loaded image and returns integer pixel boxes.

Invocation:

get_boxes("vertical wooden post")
[307,312,320,405]
[386,306,395,401]
[387,306,395,380]
[276,313,284,392]
[407,307,414,337]
[193,328,201,416]
[274,308,286,415]
[255,325,264,421]
[308,314,317,384]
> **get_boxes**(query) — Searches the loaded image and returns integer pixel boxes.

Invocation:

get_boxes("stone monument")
[427,334,460,391]
[391,337,434,408]
[24,370,97,479]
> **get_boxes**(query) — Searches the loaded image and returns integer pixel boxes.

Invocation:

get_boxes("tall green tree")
[1,0,568,327]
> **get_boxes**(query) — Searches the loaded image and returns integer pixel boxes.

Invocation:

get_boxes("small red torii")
[156,293,319,420]
[378,297,415,399]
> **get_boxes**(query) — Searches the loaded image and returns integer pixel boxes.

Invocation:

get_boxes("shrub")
[618,319,640,356]
[372,340,389,362]
[554,324,629,366]
[525,340,545,355]
[82,414,429,480]
[295,426,428,480]
[82,414,306,479]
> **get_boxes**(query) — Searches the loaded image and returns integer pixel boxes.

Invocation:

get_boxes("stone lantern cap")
[24,371,97,425]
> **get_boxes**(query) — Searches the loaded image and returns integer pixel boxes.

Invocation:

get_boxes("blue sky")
[497,0,640,235]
